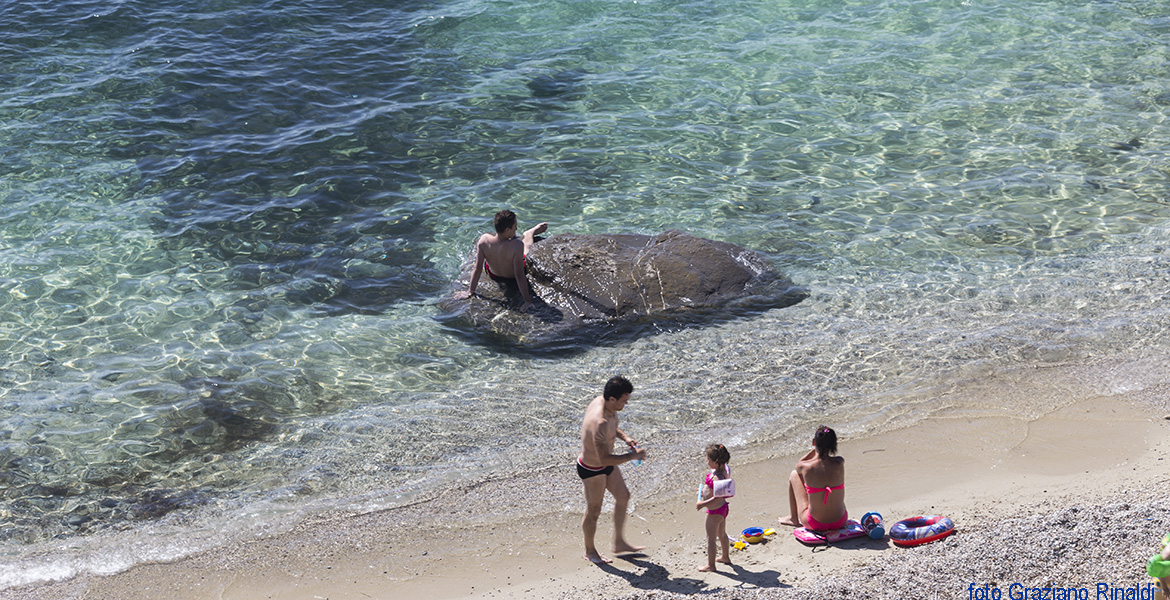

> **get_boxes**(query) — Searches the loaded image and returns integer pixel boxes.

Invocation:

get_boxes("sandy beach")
[9,360,1170,600]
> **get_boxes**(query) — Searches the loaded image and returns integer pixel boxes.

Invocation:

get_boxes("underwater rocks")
[439,230,806,350]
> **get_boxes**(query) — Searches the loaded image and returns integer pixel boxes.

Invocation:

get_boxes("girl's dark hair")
[705,443,731,466]
[813,426,838,457]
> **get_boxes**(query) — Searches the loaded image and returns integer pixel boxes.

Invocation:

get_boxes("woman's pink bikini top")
[804,483,844,505]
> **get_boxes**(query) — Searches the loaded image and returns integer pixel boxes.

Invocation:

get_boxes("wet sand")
[9,363,1170,600]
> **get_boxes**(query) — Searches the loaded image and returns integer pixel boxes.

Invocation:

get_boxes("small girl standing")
[696,443,733,572]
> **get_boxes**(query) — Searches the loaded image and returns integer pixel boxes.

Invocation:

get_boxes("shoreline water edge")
[8,354,1170,599]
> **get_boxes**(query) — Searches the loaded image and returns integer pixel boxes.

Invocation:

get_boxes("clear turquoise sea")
[4,0,1170,587]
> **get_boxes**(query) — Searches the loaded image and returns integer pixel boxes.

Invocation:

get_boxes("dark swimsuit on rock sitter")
[484,257,527,283]
[484,260,510,282]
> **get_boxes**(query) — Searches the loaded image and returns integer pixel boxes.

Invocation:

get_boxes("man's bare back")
[466,210,547,313]
[477,232,526,279]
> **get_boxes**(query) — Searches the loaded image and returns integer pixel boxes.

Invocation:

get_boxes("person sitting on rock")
[466,209,546,312]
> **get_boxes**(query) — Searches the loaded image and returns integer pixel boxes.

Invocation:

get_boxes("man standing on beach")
[577,375,647,564]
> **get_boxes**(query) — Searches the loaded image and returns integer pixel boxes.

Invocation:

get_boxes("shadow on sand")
[593,553,791,595]
[799,535,892,554]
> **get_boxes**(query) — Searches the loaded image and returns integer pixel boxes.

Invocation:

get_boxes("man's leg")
[522,222,547,255]
[582,474,611,563]
[606,467,645,554]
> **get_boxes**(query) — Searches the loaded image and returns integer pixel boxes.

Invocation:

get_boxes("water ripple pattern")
[3,0,1170,586]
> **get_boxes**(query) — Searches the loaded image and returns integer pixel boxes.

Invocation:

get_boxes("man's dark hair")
[604,376,633,401]
[493,210,517,234]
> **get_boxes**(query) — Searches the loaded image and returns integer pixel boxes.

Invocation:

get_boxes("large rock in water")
[438,230,807,350]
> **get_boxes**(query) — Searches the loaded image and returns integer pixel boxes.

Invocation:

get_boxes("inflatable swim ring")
[889,515,955,547]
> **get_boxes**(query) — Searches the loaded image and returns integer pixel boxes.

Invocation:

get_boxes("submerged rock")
[526,69,586,99]
[438,230,807,350]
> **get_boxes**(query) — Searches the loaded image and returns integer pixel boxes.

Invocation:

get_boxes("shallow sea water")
[4,0,1170,587]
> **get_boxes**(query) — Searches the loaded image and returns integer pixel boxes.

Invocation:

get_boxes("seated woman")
[779,426,847,531]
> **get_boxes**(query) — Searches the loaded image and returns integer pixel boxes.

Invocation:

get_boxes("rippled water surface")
[4,0,1170,587]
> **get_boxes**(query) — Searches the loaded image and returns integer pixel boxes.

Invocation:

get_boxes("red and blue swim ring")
[889,515,955,547]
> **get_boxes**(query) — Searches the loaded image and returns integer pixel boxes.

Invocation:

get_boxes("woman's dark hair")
[705,443,731,466]
[813,425,838,457]
[604,376,633,401]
